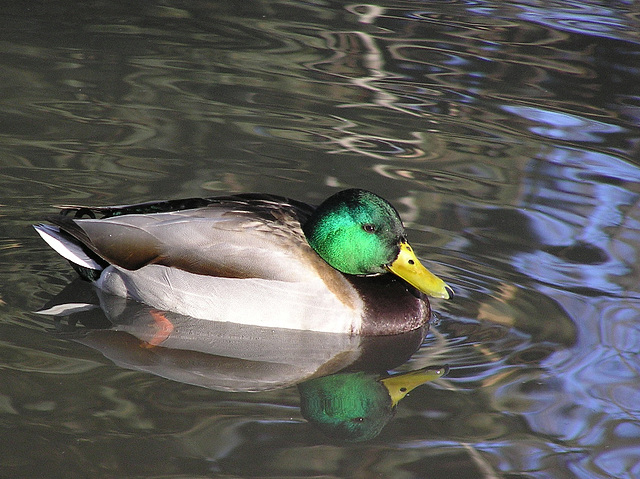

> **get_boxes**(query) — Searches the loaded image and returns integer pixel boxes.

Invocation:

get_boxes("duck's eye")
[351,417,365,423]
[362,223,376,233]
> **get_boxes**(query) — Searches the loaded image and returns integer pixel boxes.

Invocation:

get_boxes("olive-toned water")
[2,1,639,477]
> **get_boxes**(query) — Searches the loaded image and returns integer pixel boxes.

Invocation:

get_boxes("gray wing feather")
[70,206,319,282]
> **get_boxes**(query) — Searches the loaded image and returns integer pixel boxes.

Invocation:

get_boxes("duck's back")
[56,194,320,282]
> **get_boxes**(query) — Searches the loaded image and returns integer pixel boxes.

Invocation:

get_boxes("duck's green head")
[303,189,451,299]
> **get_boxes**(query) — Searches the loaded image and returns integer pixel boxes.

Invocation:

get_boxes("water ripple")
[0,340,101,374]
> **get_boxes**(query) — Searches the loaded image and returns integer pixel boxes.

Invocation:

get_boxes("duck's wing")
[44,194,327,283]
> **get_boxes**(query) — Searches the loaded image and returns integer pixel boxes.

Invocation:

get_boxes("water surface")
[1,1,640,478]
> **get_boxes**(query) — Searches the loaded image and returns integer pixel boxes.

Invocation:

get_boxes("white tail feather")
[34,224,103,270]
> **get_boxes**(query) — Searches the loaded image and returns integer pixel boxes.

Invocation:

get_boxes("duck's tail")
[34,224,105,281]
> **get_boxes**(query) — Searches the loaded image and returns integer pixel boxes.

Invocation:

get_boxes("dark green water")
[1,1,639,477]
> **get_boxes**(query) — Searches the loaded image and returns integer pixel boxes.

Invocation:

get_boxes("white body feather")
[97,264,364,334]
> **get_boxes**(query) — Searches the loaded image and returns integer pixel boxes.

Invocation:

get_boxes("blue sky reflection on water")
[1,0,640,477]
[501,148,640,476]
[502,105,627,142]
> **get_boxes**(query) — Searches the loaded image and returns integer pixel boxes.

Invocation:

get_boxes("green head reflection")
[298,365,448,442]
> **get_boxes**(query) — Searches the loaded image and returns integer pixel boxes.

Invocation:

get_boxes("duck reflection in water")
[39,281,449,442]
[299,366,447,441]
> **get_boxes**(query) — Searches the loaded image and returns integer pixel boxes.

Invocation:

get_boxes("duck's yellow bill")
[380,366,449,407]
[387,242,452,299]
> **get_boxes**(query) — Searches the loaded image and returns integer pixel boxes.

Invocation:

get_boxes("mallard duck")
[34,189,451,335]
